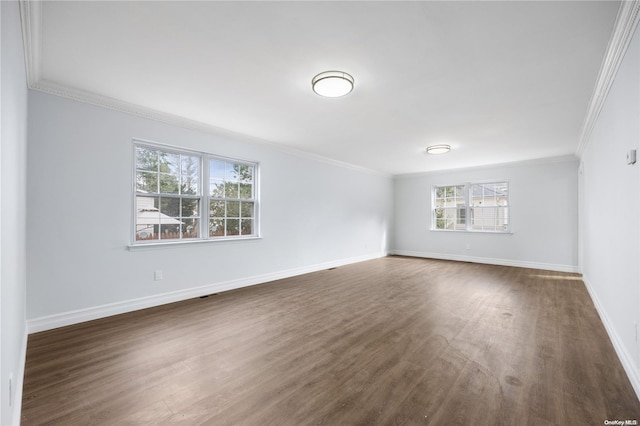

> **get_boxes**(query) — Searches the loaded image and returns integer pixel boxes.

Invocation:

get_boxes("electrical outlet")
[154,270,163,281]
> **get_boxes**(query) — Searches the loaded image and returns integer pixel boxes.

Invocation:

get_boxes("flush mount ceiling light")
[312,71,354,98]
[426,144,451,155]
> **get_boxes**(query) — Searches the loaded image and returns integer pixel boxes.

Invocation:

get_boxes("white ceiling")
[30,1,620,175]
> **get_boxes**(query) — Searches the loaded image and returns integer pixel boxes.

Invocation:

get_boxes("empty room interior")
[2,0,640,424]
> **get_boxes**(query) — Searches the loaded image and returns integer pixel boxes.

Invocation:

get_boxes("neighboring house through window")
[134,141,258,244]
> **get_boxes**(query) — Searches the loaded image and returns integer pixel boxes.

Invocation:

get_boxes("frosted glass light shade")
[312,71,354,97]
[426,145,451,154]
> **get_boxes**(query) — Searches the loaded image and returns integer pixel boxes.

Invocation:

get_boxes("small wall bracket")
[627,149,636,165]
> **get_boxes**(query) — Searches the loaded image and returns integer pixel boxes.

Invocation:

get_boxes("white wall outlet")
[627,149,636,165]
[154,270,163,281]
[465,243,471,250]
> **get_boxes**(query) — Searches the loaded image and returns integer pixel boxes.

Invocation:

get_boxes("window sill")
[128,235,263,251]
[430,229,513,235]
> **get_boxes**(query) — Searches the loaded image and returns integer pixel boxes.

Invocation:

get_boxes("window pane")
[471,184,482,206]
[136,195,158,211]
[210,160,226,180]
[163,153,180,175]
[444,199,456,208]
[495,183,509,197]
[226,219,240,236]
[471,182,509,231]
[136,171,157,193]
[435,207,462,230]
[182,218,199,239]
[159,197,180,217]
[237,165,253,182]
[471,182,509,208]
[227,201,240,218]
[210,218,225,237]
[472,207,501,231]
[181,175,199,195]
[457,207,466,225]
[443,208,456,229]
[435,208,446,229]
[209,200,225,217]
[180,156,200,195]
[159,224,181,240]
[441,218,453,230]
[181,198,199,218]
[136,196,160,240]
[210,180,225,197]
[225,182,239,198]
[241,201,254,218]
[500,206,509,221]
[241,219,253,235]
[239,183,253,199]
[226,163,240,182]
[498,206,509,230]
[471,207,483,230]
[181,155,199,176]
[136,147,158,172]
[159,173,180,194]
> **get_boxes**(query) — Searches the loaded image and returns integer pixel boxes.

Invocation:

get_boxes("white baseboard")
[11,324,28,426]
[27,252,387,334]
[582,274,640,402]
[391,250,579,273]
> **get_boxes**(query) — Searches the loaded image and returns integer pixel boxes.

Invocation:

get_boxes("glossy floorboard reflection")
[21,256,640,425]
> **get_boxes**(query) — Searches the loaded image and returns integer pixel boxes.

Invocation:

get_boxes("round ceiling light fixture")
[426,144,451,155]
[312,71,354,98]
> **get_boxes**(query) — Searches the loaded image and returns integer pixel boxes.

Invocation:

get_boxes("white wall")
[26,91,393,327]
[393,157,579,272]
[1,1,29,424]
[580,23,640,396]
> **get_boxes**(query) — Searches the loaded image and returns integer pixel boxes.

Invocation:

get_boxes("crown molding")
[576,0,640,157]
[19,0,41,87]
[29,80,391,178]
[17,0,390,178]
[394,154,579,179]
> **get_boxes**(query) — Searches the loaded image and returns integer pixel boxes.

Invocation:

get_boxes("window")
[208,159,256,238]
[470,182,509,232]
[433,181,509,232]
[434,185,466,231]
[134,141,258,244]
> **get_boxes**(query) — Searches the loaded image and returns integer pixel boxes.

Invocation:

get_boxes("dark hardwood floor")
[21,256,640,425]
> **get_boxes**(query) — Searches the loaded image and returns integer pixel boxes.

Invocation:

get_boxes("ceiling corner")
[576,0,640,157]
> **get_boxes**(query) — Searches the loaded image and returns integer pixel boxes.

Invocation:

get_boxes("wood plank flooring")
[21,256,640,425]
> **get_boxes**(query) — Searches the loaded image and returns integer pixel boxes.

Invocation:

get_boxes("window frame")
[431,180,510,234]
[131,139,260,246]
[433,184,467,231]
